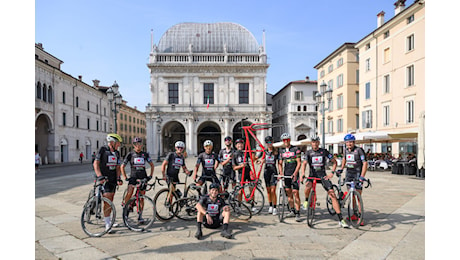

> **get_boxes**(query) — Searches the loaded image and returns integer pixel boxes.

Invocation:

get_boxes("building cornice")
[355,0,424,48]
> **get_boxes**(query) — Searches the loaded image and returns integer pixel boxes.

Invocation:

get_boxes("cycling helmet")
[311,136,320,142]
[209,182,220,190]
[224,136,232,141]
[133,137,142,143]
[235,138,244,144]
[265,136,273,143]
[107,133,122,143]
[175,141,185,148]
[281,133,291,140]
[344,133,356,141]
[203,140,213,147]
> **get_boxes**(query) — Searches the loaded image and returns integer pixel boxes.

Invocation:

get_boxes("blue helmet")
[344,134,356,141]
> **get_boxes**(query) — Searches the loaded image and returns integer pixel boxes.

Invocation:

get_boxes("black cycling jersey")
[232,150,251,180]
[123,150,152,179]
[263,149,278,187]
[264,149,278,169]
[344,146,366,174]
[164,151,186,176]
[196,152,218,176]
[279,145,301,175]
[199,194,227,216]
[218,147,235,173]
[95,145,120,183]
[305,148,333,175]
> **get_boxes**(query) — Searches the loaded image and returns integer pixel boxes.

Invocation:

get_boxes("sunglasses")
[224,139,232,141]
[176,147,184,149]
[266,141,272,144]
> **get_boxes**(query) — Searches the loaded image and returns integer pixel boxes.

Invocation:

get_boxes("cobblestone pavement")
[36,158,425,259]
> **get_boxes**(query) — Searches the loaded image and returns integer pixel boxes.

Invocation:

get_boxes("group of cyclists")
[92,130,368,238]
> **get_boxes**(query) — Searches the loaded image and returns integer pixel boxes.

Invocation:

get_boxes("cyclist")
[93,133,123,231]
[120,137,154,223]
[300,137,349,228]
[232,138,255,206]
[338,133,368,225]
[193,140,220,191]
[194,182,232,239]
[256,136,278,215]
[277,133,302,222]
[218,136,235,191]
[161,141,191,198]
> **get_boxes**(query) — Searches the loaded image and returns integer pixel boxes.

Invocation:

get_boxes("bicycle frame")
[240,123,282,203]
[306,177,322,210]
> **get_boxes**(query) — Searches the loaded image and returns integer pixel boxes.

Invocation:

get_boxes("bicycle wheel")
[243,184,265,215]
[347,191,364,228]
[278,188,287,222]
[230,199,252,221]
[123,195,156,232]
[184,183,201,201]
[172,197,198,221]
[153,188,178,221]
[81,196,116,237]
[306,189,316,227]
[326,185,340,215]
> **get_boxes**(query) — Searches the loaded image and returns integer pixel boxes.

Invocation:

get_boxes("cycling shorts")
[284,175,300,190]
[264,167,277,187]
[307,172,333,192]
[102,181,117,193]
[345,172,363,190]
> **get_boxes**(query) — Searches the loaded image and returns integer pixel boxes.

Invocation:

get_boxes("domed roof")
[157,22,260,54]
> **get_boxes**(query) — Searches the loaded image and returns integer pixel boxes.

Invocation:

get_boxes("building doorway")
[197,121,221,154]
[162,121,186,155]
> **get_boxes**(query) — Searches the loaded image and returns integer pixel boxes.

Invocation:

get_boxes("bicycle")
[237,123,282,214]
[219,187,252,221]
[81,176,116,237]
[153,172,199,221]
[122,177,160,232]
[304,177,322,227]
[326,171,372,227]
[220,170,265,215]
[273,174,293,222]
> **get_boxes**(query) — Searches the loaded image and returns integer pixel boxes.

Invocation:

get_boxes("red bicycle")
[305,177,322,227]
[239,123,282,214]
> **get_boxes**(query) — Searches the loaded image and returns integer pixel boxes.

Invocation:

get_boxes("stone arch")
[35,112,54,164]
[196,121,222,154]
[162,120,186,155]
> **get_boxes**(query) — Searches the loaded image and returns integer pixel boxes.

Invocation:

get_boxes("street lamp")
[156,115,162,162]
[316,81,333,149]
[107,81,123,133]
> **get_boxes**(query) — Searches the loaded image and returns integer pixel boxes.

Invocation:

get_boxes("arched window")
[48,86,53,104]
[42,84,47,102]
[297,106,301,111]
[36,82,42,99]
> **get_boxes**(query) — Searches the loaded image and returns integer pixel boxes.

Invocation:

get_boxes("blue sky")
[35,0,413,110]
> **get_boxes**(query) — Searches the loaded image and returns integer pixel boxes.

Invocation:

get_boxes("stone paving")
[36,158,425,259]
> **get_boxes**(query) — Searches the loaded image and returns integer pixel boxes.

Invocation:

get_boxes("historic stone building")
[117,100,147,157]
[35,43,112,164]
[145,22,270,157]
[271,77,318,142]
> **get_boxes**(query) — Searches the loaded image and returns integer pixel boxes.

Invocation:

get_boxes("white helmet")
[281,133,291,140]
[203,140,213,147]
[175,141,185,148]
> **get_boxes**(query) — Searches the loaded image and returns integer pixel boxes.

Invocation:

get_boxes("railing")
[152,53,261,64]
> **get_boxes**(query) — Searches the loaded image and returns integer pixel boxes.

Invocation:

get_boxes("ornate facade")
[35,43,112,164]
[145,22,270,157]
